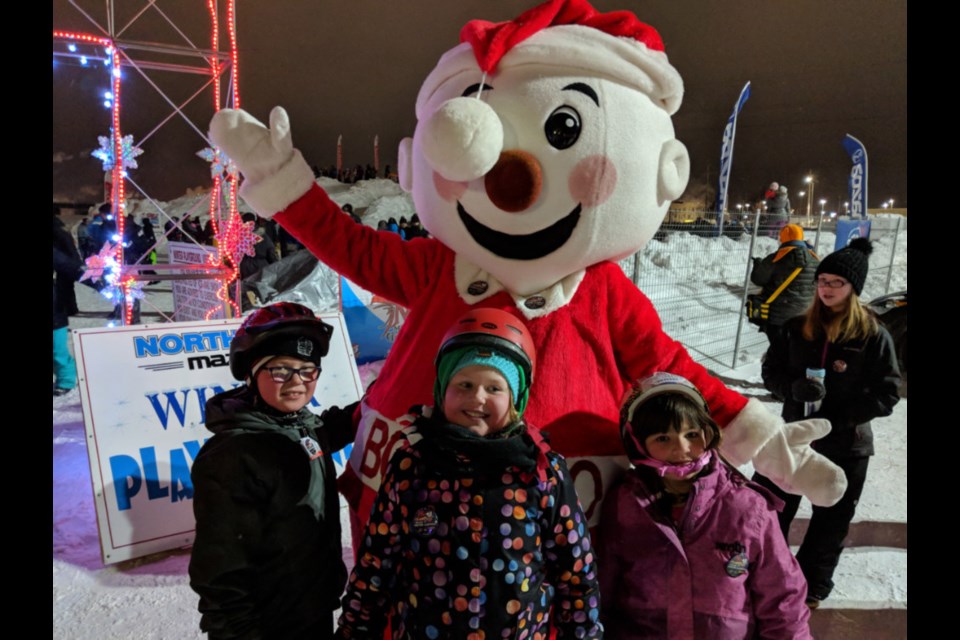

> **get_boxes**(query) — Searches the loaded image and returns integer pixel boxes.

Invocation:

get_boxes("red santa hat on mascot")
[413,0,684,185]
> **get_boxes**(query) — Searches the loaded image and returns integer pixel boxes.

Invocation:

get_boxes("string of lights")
[56,1,246,325]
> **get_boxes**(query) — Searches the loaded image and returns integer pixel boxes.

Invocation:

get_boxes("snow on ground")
[53,186,907,637]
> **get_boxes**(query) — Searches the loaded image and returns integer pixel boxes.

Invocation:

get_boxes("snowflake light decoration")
[91,131,143,172]
[197,146,238,181]
[80,242,119,282]
[215,213,261,266]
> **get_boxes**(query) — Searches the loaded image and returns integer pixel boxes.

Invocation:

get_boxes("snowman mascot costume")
[210,0,845,536]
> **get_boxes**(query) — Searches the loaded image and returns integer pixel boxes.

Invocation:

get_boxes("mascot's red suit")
[210,0,846,541]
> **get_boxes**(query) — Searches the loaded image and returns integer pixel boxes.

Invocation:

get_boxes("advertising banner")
[842,134,869,219]
[168,241,226,321]
[73,313,362,564]
[834,219,872,252]
[716,81,752,221]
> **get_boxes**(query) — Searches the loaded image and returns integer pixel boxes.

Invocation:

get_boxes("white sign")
[168,241,226,321]
[73,313,363,564]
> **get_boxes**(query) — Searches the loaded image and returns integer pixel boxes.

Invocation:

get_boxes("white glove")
[208,107,315,217]
[720,398,848,507]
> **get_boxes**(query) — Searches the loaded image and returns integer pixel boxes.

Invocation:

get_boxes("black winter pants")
[753,455,870,600]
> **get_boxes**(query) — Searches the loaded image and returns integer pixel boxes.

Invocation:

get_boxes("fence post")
[884,216,902,295]
[732,210,762,368]
[632,250,640,287]
[813,209,825,255]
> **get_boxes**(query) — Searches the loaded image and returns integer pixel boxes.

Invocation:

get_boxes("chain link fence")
[618,212,907,371]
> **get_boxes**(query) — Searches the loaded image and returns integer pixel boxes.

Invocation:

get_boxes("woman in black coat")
[754,238,901,609]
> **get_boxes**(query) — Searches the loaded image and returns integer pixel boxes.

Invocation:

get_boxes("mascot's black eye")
[544,106,581,150]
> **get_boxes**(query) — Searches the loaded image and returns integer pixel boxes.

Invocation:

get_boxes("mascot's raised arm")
[210,0,846,535]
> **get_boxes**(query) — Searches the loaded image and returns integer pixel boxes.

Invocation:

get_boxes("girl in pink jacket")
[598,373,811,639]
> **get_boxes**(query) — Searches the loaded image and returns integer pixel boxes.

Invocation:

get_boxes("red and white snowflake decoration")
[215,213,261,267]
[80,241,119,282]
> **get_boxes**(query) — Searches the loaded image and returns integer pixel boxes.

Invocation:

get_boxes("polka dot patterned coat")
[336,414,603,639]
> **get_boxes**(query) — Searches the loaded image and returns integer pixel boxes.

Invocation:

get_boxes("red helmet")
[434,308,536,413]
[229,302,333,380]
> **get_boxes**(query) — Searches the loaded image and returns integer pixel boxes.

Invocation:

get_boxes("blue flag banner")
[835,219,872,252]
[842,134,869,219]
[716,81,752,221]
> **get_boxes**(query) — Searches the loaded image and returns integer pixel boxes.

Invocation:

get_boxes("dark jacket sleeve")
[53,245,83,279]
[189,439,272,640]
[751,254,775,287]
[542,454,604,638]
[761,321,797,402]
[320,401,359,452]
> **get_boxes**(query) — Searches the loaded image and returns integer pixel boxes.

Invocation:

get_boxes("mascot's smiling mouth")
[456,202,581,261]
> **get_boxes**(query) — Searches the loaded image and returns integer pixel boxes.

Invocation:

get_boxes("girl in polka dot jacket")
[336,309,602,639]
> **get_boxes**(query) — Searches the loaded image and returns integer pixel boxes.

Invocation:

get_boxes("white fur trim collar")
[453,254,585,319]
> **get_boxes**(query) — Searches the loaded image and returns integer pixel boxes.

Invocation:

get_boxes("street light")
[804,175,815,221]
[819,198,826,216]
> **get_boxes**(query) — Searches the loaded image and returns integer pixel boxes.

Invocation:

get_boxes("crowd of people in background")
[375,214,428,240]
[311,162,398,184]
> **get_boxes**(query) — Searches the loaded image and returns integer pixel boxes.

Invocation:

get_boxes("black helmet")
[229,302,333,380]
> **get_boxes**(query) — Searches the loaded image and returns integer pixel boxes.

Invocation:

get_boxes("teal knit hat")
[434,346,525,414]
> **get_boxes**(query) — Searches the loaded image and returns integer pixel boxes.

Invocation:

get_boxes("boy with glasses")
[189,302,357,639]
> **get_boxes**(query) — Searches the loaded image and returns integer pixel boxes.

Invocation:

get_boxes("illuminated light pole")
[804,175,814,224]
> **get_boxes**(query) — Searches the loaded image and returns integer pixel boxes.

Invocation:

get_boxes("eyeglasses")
[816,277,849,289]
[262,365,320,383]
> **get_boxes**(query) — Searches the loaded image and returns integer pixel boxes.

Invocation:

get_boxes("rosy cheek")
[568,155,617,207]
[433,171,468,202]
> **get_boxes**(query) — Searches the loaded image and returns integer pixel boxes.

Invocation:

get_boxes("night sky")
[53,0,907,213]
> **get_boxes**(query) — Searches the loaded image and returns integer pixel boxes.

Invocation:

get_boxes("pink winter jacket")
[598,458,811,640]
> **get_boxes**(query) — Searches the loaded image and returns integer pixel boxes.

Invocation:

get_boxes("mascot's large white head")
[397,0,690,296]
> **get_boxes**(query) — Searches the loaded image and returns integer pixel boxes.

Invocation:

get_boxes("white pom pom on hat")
[420,97,504,182]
